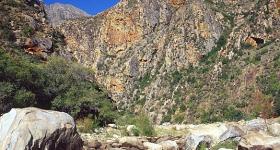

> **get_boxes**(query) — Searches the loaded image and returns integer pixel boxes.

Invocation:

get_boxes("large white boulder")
[143,142,163,150]
[185,123,245,150]
[239,131,280,150]
[269,123,280,136]
[0,107,83,150]
[119,136,145,149]
[159,140,179,150]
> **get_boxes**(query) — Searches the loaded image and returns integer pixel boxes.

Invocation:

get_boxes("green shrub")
[171,70,182,85]
[117,113,156,136]
[77,118,94,133]
[139,73,152,89]
[198,142,209,150]
[200,109,221,123]
[22,25,34,37]
[131,127,141,136]
[212,140,238,150]
[0,82,15,114]
[0,49,117,127]
[162,113,172,123]
[14,89,35,107]
[173,113,185,123]
[257,71,280,115]
[223,105,243,121]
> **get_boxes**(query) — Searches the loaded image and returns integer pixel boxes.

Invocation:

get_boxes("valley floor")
[81,117,280,150]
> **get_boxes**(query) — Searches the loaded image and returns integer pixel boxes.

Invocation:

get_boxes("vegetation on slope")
[0,48,117,126]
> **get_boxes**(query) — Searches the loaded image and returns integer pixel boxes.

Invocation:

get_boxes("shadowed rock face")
[0,108,83,150]
[45,3,90,26]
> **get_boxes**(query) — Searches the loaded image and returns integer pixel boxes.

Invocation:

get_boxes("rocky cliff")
[45,3,90,26]
[58,0,280,124]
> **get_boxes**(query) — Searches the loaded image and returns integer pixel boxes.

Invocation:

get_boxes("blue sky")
[45,0,120,15]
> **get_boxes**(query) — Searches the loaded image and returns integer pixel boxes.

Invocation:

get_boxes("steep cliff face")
[58,0,280,123]
[45,3,90,26]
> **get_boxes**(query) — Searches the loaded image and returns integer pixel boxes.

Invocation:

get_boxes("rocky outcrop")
[58,0,223,117]
[45,3,90,26]
[0,107,83,150]
[57,0,280,123]
[24,37,53,59]
[0,0,65,59]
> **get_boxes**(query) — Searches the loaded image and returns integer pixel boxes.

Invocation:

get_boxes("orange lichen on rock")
[109,78,125,93]
[104,10,142,46]
[186,43,201,66]
[245,37,258,48]
[24,38,43,54]
[276,0,280,8]
[168,0,185,7]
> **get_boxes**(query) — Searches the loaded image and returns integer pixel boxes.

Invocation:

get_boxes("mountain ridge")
[45,2,90,26]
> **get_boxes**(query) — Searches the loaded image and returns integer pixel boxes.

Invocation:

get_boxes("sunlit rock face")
[45,3,90,26]
[58,0,280,124]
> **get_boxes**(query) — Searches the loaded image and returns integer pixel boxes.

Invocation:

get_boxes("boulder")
[143,142,163,150]
[245,118,267,131]
[0,107,83,150]
[108,123,118,128]
[24,37,53,54]
[185,135,212,150]
[119,137,145,149]
[238,131,280,150]
[219,125,244,141]
[158,140,178,150]
[185,123,229,149]
[87,139,102,149]
[268,123,280,136]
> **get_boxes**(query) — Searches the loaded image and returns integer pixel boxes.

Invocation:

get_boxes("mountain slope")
[58,0,280,124]
[0,0,116,126]
[45,3,90,26]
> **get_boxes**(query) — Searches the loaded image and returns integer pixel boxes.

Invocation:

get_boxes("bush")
[139,73,152,89]
[0,82,15,114]
[0,49,117,127]
[14,89,35,107]
[173,113,185,123]
[200,109,221,123]
[223,105,243,121]
[212,140,238,150]
[161,113,172,123]
[22,25,34,37]
[257,72,280,115]
[171,71,182,85]
[117,113,156,136]
[76,118,95,133]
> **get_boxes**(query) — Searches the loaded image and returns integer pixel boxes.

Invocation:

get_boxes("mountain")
[58,0,280,124]
[1,0,280,149]
[1,0,280,125]
[45,3,90,26]
[0,0,115,125]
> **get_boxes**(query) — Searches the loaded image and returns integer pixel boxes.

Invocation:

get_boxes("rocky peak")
[45,3,90,26]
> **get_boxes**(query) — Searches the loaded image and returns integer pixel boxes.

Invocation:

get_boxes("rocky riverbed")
[0,108,280,150]
[82,118,280,150]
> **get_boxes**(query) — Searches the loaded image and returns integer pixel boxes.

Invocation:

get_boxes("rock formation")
[57,0,280,123]
[0,107,83,150]
[45,3,90,26]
